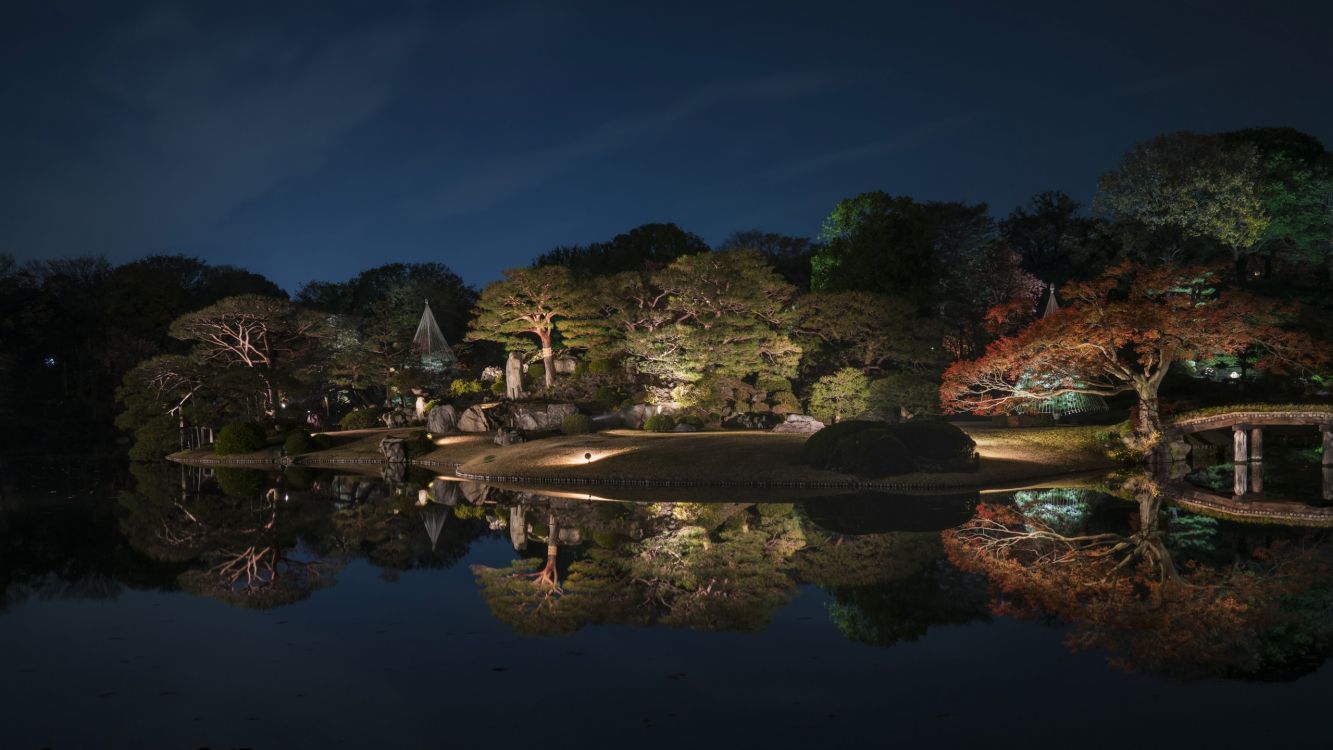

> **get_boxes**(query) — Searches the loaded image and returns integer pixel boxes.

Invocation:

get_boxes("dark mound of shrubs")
[799,419,976,477]
[214,421,268,455]
[214,467,266,497]
[339,407,383,430]
[676,414,706,429]
[889,420,977,471]
[561,413,595,435]
[643,414,676,432]
[799,421,886,467]
[284,430,314,454]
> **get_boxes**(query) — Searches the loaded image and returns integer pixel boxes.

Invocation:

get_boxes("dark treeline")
[1,126,1329,458]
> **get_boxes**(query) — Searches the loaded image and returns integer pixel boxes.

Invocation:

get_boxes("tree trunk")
[538,331,554,389]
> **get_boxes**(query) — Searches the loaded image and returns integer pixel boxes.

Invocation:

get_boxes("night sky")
[4,1,1331,291]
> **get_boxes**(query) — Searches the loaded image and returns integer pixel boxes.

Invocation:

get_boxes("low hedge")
[799,419,976,476]
[339,407,383,430]
[214,421,268,455]
[283,430,315,454]
[643,414,676,432]
[561,413,595,435]
[889,420,977,471]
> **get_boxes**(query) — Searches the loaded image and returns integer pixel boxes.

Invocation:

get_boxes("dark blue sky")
[4,1,1331,291]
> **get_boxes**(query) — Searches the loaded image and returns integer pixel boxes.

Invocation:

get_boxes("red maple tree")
[940,262,1325,448]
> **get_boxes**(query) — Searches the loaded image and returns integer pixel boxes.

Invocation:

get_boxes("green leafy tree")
[807,368,871,423]
[466,266,580,388]
[1096,131,1269,277]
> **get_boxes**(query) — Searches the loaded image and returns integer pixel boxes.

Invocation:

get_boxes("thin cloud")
[2,7,426,258]
[760,113,982,181]
[406,73,834,220]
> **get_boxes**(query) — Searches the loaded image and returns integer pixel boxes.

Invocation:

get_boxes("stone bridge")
[1165,408,1333,468]
[1164,408,1333,517]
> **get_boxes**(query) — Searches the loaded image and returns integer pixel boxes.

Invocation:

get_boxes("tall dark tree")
[720,230,818,291]
[532,222,710,279]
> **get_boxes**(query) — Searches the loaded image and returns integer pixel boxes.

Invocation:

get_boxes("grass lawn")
[169,421,1124,490]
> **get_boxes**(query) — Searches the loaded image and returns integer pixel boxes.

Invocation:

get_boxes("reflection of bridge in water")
[1165,409,1333,525]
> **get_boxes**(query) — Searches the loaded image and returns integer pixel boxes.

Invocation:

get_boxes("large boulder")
[553,355,579,375]
[494,428,525,446]
[508,402,578,432]
[721,412,784,430]
[505,352,525,400]
[772,414,825,434]
[426,404,458,434]
[379,437,408,464]
[458,404,502,433]
[480,365,503,383]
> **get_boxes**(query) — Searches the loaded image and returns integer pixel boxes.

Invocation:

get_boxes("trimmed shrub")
[587,358,616,375]
[284,465,317,490]
[312,433,334,450]
[215,467,266,497]
[828,429,915,477]
[450,379,483,397]
[129,416,178,461]
[677,414,706,429]
[491,378,506,396]
[809,368,872,424]
[798,418,976,475]
[339,407,383,430]
[283,430,315,454]
[889,420,976,471]
[799,420,886,467]
[526,362,546,385]
[214,421,268,455]
[561,413,595,435]
[643,414,676,432]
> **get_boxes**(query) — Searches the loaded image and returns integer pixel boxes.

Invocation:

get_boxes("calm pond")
[3,459,1333,749]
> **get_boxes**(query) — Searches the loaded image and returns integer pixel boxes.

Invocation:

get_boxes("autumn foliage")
[940,262,1327,444]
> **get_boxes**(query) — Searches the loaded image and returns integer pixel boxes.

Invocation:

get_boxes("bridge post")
[1233,424,1249,463]
[1322,425,1332,466]
[1324,465,1332,503]
[1234,462,1249,497]
[1249,427,1263,462]
[1250,461,1263,495]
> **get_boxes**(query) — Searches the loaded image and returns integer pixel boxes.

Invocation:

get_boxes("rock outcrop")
[458,404,503,432]
[772,414,825,434]
[507,402,578,432]
[721,412,784,430]
[426,404,458,434]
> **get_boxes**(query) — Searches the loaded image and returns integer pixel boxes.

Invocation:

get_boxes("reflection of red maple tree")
[943,492,1333,679]
[941,262,1326,447]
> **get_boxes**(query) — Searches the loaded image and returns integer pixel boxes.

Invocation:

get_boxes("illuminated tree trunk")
[537,330,555,389]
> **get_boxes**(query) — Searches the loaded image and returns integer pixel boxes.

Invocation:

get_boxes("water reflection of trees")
[473,494,990,640]
[944,476,1333,680]
[117,465,491,608]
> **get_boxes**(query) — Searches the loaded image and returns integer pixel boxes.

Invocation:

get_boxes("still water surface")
[3,460,1332,748]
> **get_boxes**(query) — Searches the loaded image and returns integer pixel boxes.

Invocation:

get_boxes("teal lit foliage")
[1012,488,1101,536]
[339,407,383,430]
[643,414,676,432]
[1164,510,1224,561]
[214,421,267,455]
[561,413,595,435]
